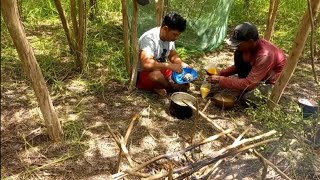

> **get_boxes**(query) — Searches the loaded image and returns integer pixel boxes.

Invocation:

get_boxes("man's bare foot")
[154,88,167,97]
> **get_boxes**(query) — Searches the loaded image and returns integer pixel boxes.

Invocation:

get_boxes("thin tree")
[128,0,139,91]
[308,0,319,83]
[54,0,75,53]
[265,0,280,41]
[268,0,320,109]
[1,0,64,141]
[55,0,87,72]
[156,0,165,26]
[121,0,131,74]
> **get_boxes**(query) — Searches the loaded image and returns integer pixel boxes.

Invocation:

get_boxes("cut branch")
[112,129,233,179]
[183,101,292,180]
[116,114,140,172]
[106,122,134,167]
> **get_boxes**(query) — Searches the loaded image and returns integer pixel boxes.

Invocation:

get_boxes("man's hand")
[207,75,221,83]
[170,63,183,73]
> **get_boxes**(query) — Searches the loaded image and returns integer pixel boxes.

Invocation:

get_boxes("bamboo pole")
[128,0,139,91]
[77,0,86,71]
[54,0,75,53]
[265,0,280,41]
[156,0,165,26]
[183,101,292,180]
[268,0,320,108]
[112,129,233,179]
[116,114,140,172]
[308,0,319,83]
[121,0,131,74]
[1,0,63,141]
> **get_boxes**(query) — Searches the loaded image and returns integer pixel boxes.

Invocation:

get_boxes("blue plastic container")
[171,67,198,84]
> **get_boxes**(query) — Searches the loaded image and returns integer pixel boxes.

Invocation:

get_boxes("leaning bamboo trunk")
[268,0,320,109]
[54,0,75,53]
[1,0,63,141]
[156,0,165,26]
[77,0,86,72]
[128,0,139,91]
[70,0,78,37]
[264,0,280,41]
[121,0,131,74]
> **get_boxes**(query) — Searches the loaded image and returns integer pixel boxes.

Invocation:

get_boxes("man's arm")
[218,65,237,77]
[218,56,272,90]
[168,50,188,67]
[140,50,183,73]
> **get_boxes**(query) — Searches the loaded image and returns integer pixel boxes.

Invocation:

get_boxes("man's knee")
[148,71,165,82]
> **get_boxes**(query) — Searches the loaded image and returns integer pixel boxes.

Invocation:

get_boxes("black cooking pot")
[169,92,196,120]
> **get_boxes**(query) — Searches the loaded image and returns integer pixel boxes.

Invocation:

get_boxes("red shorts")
[136,69,172,90]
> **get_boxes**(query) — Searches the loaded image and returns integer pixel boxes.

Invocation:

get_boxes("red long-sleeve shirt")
[218,39,287,90]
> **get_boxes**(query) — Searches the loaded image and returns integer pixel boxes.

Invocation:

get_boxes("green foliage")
[63,120,85,143]
[229,0,307,54]
[246,103,303,133]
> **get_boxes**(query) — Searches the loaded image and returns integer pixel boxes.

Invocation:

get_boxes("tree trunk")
[268,0,320,109]
[128,0,139,91]
[308,0,319,83]
[1,0,63,141]
[121,0,131,74]
[89,0,97,20]
[70,0,78,37]
[156,0,165,26]
[163,0,169,15]
[265,0,280,41]
[54,0,75,54]
[77,0,86,72]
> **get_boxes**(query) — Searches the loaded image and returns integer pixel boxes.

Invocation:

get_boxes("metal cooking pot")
[169,92,196,120]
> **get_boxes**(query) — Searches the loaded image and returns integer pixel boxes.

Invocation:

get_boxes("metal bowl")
[213,93,237,108]
[169,92,196,119]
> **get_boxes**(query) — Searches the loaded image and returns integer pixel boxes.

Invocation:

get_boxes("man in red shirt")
[207,22,287,104]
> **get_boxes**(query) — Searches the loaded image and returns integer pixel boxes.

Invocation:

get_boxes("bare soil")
[1,46,320,179]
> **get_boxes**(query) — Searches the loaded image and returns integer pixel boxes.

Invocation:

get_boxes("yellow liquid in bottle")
[200,87,211,98]
[207,67,217,75]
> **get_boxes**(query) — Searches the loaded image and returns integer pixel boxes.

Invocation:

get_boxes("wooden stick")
[149,138,278,180]
[106,122,134,167]
[144,130,276,180]
[191,99,200,143]
[202,99,211,113]
[116,114,140,172]
[233,128,251,145]
[197,159,223,180]
[253,149,292,180]
[112,129,233,179]
[183,101,292,180]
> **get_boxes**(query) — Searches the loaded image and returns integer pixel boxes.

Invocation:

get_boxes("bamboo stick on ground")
[112,129,233,179]
[182,101,292,180]
[106,122,134,167]
[147,138,278,180]
[202,99,211,113]
[134,130,276,180]
[116,114,140,172]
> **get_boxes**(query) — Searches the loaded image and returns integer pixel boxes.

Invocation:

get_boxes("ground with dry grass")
[1,45,320,179]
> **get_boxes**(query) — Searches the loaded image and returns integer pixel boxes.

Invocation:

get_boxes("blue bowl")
[172,67,198,84]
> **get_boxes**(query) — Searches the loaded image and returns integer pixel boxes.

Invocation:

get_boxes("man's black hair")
[162,12,187,32]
